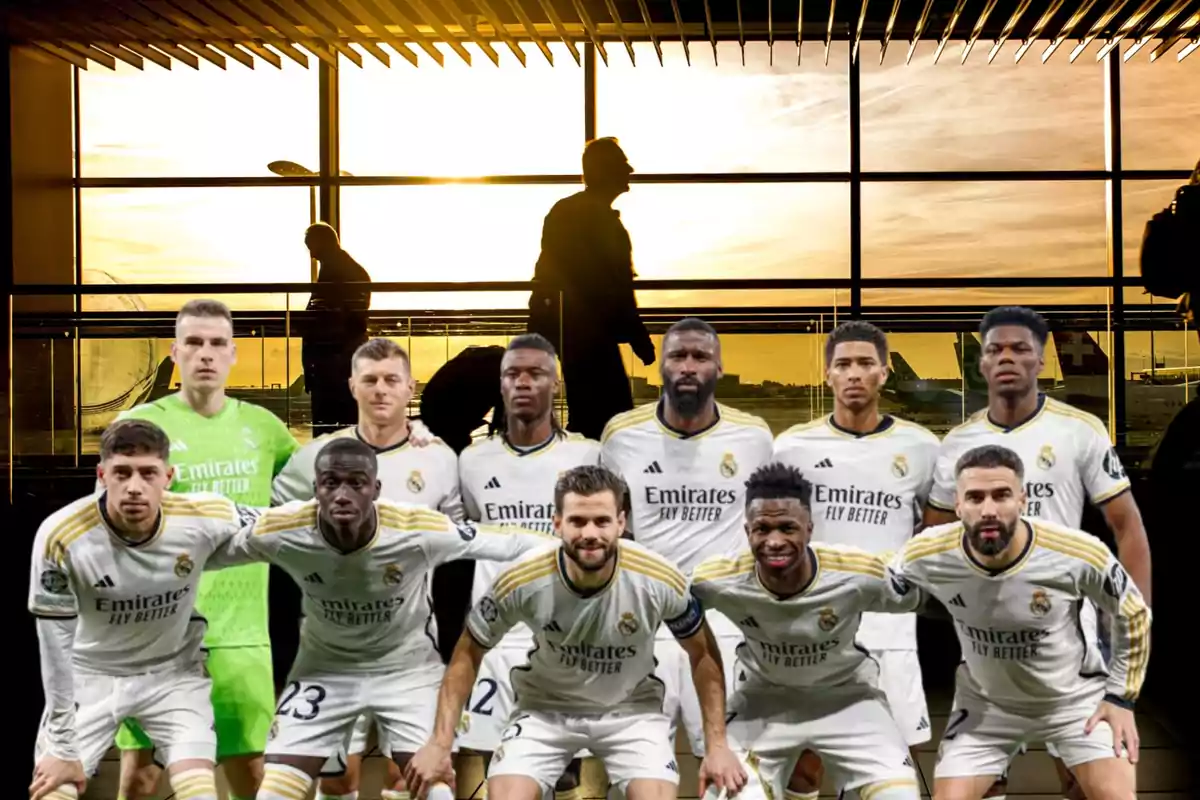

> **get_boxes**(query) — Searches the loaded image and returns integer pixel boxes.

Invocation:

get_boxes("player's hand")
[408,418,435,448]
[698,743,747,796]
[1086,699,1139,763]
[403,742,455,799]
[29,755,86,800]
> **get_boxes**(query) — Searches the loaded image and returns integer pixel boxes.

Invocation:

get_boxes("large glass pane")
[1121,47,1200,171]
[861,40,1105,171]
[81,187,314,309]
[339,43,583,176]
[1122,325,1197,468]
[79,59,318,177]
[596,42,850,172]
[862,287,1110,308]
[1123,179,1188,279]
[862,181,1108,278]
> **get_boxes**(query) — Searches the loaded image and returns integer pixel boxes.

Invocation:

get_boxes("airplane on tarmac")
[136,356,310,424]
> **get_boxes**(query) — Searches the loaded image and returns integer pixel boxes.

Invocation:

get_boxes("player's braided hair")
[979,306,1049,347]
[954,444,1025,480]
[100,419,170,462]
[744,462,813,511]
[554,464,629,515]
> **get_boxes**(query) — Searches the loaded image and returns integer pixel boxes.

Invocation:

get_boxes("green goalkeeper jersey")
[118,394,299,648]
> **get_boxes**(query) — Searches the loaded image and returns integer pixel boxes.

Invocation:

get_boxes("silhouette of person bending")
[528,137,655,440]
[301,222,372,436]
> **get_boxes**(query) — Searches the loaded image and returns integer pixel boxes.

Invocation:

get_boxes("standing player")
[773,321,939,798]
[115,299,299,800]
[405,465,747,800]
[691,462,923,800]
[272,337,461,800]
[924,307,1152,800]
[28,420,256,800]
[601,317,773,761]
[457,333,601,800]
[895,445,1150,800]
[210,437,551,800]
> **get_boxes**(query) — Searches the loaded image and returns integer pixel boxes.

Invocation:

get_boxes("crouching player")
[691,463,922,800]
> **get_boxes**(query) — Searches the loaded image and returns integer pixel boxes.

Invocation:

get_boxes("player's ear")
[372,479,382,500]
[230,339,237,364]
[164,465,175,485]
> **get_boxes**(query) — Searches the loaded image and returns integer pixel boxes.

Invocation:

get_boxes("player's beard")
[965,516,1018,556]
[563,537,617,572]
[665,374,718,418]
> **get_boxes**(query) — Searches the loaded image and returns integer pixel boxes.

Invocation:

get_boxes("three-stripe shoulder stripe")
[492,551,558,601]
[161,496,234,520]
[693,553,756,584]
[378,506,449,531]
[1121,591,1151,700]
[902,527,963,564]
[1033,526,1111,572]
[618,548,688,596]
[814,547,886,579]
[601,404,658,442]
[44,503,103,564]
[254,505,319,536]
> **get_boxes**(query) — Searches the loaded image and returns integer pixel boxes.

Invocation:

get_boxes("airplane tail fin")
[1052,330,1109,376]
[136,356,175,405]
[890,352,919,382]
[955,334,987,392]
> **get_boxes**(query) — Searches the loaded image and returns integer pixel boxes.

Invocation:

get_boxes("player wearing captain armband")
[601,318,773,765]
[272,337,463,800]
[405,465,748,800]
[28,420,262,800]
[207,437,551,800]
[893,445,1150,800]
[457,333,602,800]
[691,462,923,800]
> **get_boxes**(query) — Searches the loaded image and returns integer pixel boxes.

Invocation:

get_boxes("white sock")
[784,792,819,800]
[44,788,78,800]
[856,777,921,800]
[169,768,219,800]
[257,763,314,800]
[316,793,358,800]
[381,791,411,800]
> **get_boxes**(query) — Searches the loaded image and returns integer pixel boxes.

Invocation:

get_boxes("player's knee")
[981,776,1008,800]
[118,750,162,800]
[319,771,360,796]
[169,768,219,800]
[857,777,921,800]
[258,763,315,800]
[223,756,265,798]
[786,750,823,792]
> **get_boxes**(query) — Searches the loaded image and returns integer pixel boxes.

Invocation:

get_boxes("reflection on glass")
[862,287,1111,308]
[862,182,1107,278]
[597,42,850,173]
[1121,53,1200,170]
[79,60,318,177]
[861,40,1105,171]
[339,43,583,176]
[81,188,313,308]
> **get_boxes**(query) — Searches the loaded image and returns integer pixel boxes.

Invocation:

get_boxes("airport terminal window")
[338,43,582,177]
[596,42,851,173]
[1120,56,1200,171]
[1122,180,1187,275]
[861,181,1108,279]
[860,40,1105,172]
[79,59,318,178]
[1123,329,1197,460]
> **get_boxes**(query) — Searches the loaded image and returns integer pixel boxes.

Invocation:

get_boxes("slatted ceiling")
[4,0,1198,71]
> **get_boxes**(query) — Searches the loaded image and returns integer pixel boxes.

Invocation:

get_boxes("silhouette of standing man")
[302,222,372,436]
[528,137,655,440]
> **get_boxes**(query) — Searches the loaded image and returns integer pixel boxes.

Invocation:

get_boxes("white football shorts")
[487,709,679,793]
[874,649,932,746]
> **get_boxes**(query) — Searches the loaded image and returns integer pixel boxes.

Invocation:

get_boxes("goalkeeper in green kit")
[114,299,299,800]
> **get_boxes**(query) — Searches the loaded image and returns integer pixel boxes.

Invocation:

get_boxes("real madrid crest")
[818,607,838,632]
[174,553,195,577]
[719,452,738,479]
[618,611,640,636]
[891,454,909,479]
[1030,589,1051,617]
[1037,445,1055,470]
[407,470,425,493]
[383,564,403,586]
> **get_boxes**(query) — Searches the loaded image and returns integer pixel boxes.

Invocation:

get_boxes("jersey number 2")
[277,681,327,721]
[470,678,498,716]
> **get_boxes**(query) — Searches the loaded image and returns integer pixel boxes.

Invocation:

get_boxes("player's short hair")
[554,464,629,515]
[315,436,379,474]
[979,306,1049,348]
[352,338,411,373]
[954,444,1025,481]
[176,299,232,334]
[507,332,557,359]
[100,419,170,462]
[664,317,719,346]
[824,320,888,366]
[744,462,813,512]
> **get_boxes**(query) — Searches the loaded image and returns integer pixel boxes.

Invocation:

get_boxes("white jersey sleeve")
[29,502,83,620]
[1073,537,1151,705]
[928,430,962,512]
[1074,417,1132,506]
[415,516,553,568]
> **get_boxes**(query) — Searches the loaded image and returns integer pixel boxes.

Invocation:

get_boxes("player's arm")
[206,512,273,569]
[439,455,467,523]
[1079,429,1151,603]
[271,447,313,505]
[884,546,948,620]
[1078,551,1151,762]
[417,513,553,567]
[861,552,926,614]
[923,446,959,526]
[269,412,301,477]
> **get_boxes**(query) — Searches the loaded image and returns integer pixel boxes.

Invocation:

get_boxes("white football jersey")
[601,402,774,573]
[929,397,1130,525]
[28,492,252,675]
[691,544,919,691]
[273,427,463,521]
[466,540,703,715]
[890,519,1150,712]
[773,414,938,650]
[214,499,549,673]
[461,432,602,649]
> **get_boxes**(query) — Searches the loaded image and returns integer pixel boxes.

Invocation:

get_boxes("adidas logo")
[916,717,930,731]
[542,620,563,633]
[93,575,114,589]
[303,572,324,584]
[903,755,914,768]
[948,594,967,608]
[739,616,760,628]
[485,477,501,490]
[814,458,833,468]
[665,759,678,773]
[644,461,663,474]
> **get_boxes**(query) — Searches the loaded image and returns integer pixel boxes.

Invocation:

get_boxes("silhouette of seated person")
[528,137,655,440]
[301,222,372,436]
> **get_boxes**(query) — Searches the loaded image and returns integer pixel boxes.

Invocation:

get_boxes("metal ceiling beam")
[149,0,259,67]
[767,0,774,64]
[65,40,120,68]
[364,0,453,65]
[703,0,718,65]
[1042,0,1102,61]
[987,0,1033,63]
[180,40,228,67]
[233,0,338,66]
[796,0,804,63]
[670,0,690,65]
[634,0,661,66]
[278,0,364,65]
[473,0,528,64]
[853,0,869,62]
[736,0,746,64]
[394,0,473,65]
[31,41,91,69]
[571,0,607,65]
[906,0,934,64]
[201,0,309,66]
[157,0,275,66]
[961,0,1000,62]
[111,38,174,68]
[1179,36,1198,59]
[932,0,968,64]
[92,41,147,68]
[1122,0,1191,60]
[879,0,902,63]
[1150,12,1200,60]
[1068,0,1132,62]
[89,15,194,67]
[505,0,554,64]
[301,0,392,65]
[1014,0,1066,62]
[329,0,423,66]
[99,0,209,67]
[437,0,501,66]
[1095,0,1171,60]
[603,0,637,65]
[824,0,836,64]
